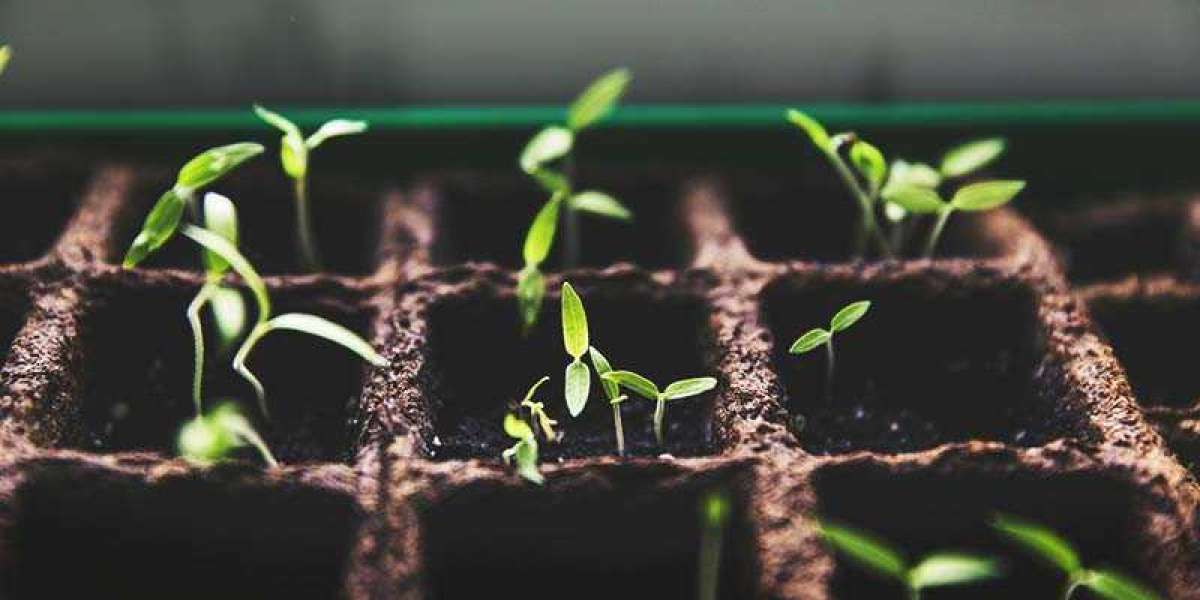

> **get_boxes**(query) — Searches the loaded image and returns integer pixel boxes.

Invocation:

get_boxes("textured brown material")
[0,161,1197,598]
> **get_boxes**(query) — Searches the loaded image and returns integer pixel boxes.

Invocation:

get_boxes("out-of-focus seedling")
[0,46,11,75]
[588,345,628,455]
[993,514,1162,600]
[819,520,1002,600]
[789,300,870,403]
[698,490,731,600]
[518,375,560,442]
[883,179,1025,258]
[600,370,717,446]
[254,105,368,271]
[517,69,633,330]
[178,402,278,468]
[560,282,592,417]
[501,413,544,485]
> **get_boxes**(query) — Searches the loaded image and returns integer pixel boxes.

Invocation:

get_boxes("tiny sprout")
[254,105,367,271]
[993,514,1161,600]
[518,376,560,442]
[819,520,1001,599]
[601,370,717,447]
[698,490,731,600]
[790,300,870,403]
[560,282,591,417]
[0,45,11,75]
[588,345,627,456]
[883,179,1025,258]
[178,402,278,468]
[501,413,543,485]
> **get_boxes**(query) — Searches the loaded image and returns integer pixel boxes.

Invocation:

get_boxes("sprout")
[819,520,1001,599]
[253,105,368,271]
[789,300,870,403]
[516,69,633,330]
[883,180,1025,258]
[600,370,717,447]
[698,490,731,600]
[501,413,543,485]
[993,514,1161,600]
[560,282,592,417]
[178,402,278,468]
[588,346,628,456]
[0,45,11,75]
[518,376,560,442]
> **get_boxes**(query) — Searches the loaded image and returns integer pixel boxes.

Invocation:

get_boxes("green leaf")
[560,282,589,358]
[565,359,591,417]
[830,301,871,332]
[567,67,632,131]
[601,370,659,400]
[306,119,368,149]
[280,135,307,179]
[949,180,1025,212]
[210,285,247,351]
[266,313,387,367]
[570,191,632,220]
[881,184,945,215]
[178,414,237,464]
[0,46,10,75]
[789,328,831,354]
[523,195,562,266]
[504,413,534,440]
[122,188,186,267]
[530,168,571,195]
[1083,570,1162,600]
[662,377,717,401]
[521,375,551,405]
[883,201,908,223]
[588,346,621,401]
[887,159,942,189]
[176,142,265,192]
[941,138,1006,178]
[992,514,1081,575]
[201,192,239,276]
[786,109,830,152]
[519,126,574,174]
[818,522,907,581]
[909,554,1001,590]
[253,104,302,140]
[850,141,886,191]
[180,224,270,322]
[517,266,546,331]
[514,438,543,484]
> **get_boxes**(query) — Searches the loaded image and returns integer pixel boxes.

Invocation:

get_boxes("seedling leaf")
[662,377,717,401]
[887,159,942,189]
[253,104,303,142]
[818,522,907,581]
[504,413,534,440]
[517,266,546,331]
[789,328,830,354]
[950,180,1025,211]
[210,286,247,350]
[201,192,238,276]
[514,438,543,484]
[786,109,830,152]
[530,168,570,195]
[882,184,945,215]
[565,359,591,416]
[266,313,388,367]
[123,188,186,267]
[180,224,270,320]
[850,141,886,191]
[176,142,265,192]
[1083,570,1162,600]
[567,67,631,131]
[307,119,368,149]
[521,375,551,405]
[589,346,621,401]
[941,138,1005,178]
[830,300,870,332]
[280,135,307,179]
[523,196,562,265]
[992,514,1081,574]
[601,370,660,400]
[178,403,277,468]
[570,190,631,220]
[519,126,574,174]
[0,46,10,75]
[560,282,589,358]
[909,554,1001,590]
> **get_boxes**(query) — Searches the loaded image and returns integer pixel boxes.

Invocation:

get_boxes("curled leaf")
[266,313,387,367]
[201,192,238,276]
[504,413,534,440]
[850,141,886,192]
[307,119,368,149]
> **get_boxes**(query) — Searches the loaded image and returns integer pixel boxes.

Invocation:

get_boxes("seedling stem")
[601,370,717,447]
[790,301,870,404]
[698,490,730,600]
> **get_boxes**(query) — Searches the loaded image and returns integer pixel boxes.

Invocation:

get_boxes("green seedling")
[560,282,592,417]
[253,105,368,271]
[600,370,717,447]
[178,402,278,468]
[517,69,633,330]
[993,514,1161,600]
[122,142,264,267]
[789,300,870,403]
[518,376,560,442]
[501,413,544,485]
[0,45,11,75]
[883,179,1024,258]
[698,490,731,600]
[819,520,1001,600]
[588,346,628,455]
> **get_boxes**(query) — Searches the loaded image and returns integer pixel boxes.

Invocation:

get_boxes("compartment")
[0,156,89,263]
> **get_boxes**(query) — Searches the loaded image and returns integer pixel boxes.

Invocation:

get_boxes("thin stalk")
[562,155,580,268]
[1063,576,1084,600]
[233,322,272,417]
[228,418,279,468]
[908,587,920,600]
[653,397,666,446]
[824,339,836,403]
[698,519,724,600]
[923,207,953,259]
[612,401,626,456]
[186,282,218,416]
[827,153,892,258]
[293,176,322,271]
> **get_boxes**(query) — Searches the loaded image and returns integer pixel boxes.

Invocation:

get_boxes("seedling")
[993,514,1161,600]
[600,370,717,446]
[253,105,368,271]
[517,69,633,330]
[883,179,1025,258]
[177,402,278,468]
[588,346,628,455]
[819,520,1002,599]
[560,282,592,417]
[518,375,560,442]
[698,490,731,600]
[501,413,544,485]
[789,300,870,403]
[0,45,11,75]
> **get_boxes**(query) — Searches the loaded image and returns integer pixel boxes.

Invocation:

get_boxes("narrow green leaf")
[588,346,620,401]
[909,554,1001,590]
[818,522,908,581]
[850,141,886,191]
[0,46,11,75]
[601,370,659,400]
[789,328,831,354]
[253,104,302,140]
[180,224,270,321]
[1083,570,1162,600]
[941,138,1006,178]
[306,119,368,149]
[992,514,1081,575]
[786,109,830,152]
[176,142,265,191]
[122,188,186,267]
[950,180,1025,212]
[517,266,546,331]
[504,413,534,440]
[210,285,247,351]
[201,192,238,276]
[565,359,591,417]
[266,313,387,367]
[881,184,945,215]
[560,282,589,358]
[662,377,718,401]
[523,195,562,266]
[567,67,632,131]
[570,191,632,220]
[830,300,871,332]
[519,126,574,174]
[887,159,942,189]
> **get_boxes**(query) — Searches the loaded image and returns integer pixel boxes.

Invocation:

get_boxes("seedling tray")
[1,104,1200,599]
